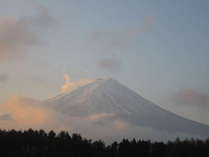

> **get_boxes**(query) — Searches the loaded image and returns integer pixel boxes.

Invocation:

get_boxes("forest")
[0,129,209,157]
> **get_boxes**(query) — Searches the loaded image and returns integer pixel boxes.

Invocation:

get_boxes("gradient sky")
[0,0,209,124]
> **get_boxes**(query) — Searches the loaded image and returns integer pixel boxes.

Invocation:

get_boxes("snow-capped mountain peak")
[47,78,209,139]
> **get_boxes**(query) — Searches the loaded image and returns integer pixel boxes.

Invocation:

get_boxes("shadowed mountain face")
[47,79,209,139]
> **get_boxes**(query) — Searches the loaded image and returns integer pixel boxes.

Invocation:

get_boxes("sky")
[0,0,209,126]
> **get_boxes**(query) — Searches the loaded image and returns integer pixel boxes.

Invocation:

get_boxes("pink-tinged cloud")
[61,73,96,93]
[85,113,115,121]
[0,96,55,128]
[173,89,209,108]
[114,119,129,129]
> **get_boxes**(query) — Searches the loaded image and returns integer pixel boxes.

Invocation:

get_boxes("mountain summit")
[47,79,209,140]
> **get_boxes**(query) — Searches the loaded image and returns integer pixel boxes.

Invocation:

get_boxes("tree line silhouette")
[0,129,209,157]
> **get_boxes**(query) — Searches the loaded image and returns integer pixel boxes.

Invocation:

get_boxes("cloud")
[114,119,129,130]
[98,57,121,73]
[83,113,129,130]
[0,96,135,140]
[0,96,55,128]
[0,73,9,83]
[0,96,165,142]
[91,16,155,50]
[0,5,54,61]
[0,113,13,121]
[61,73,96,93]
[172,89,209,109]
[85,113,115,121]
[93,16,155,72]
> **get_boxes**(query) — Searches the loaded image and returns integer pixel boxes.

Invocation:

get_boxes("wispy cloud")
[92,16,155,72]
[61,73,96,93]
[85,113,115,121]
[172,89,209,109]
[0,5,54,61]
[91,16,155,50]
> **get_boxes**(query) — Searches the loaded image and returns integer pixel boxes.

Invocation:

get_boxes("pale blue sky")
[0,0,209,123]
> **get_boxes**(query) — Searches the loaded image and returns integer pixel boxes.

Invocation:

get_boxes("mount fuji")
[47,79,209,141]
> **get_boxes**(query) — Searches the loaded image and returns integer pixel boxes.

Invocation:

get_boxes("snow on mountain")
[47,78,209,140]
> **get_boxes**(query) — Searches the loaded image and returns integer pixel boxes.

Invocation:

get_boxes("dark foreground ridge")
[0,129,209,157]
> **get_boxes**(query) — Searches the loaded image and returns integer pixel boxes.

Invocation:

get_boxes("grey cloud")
[0,6,54,61]
[98,57,121,73]
[172,89,209,109]
[0,73,9,83]
[0,114,13,121]
[91,16,155,50]
[93,16,155,72]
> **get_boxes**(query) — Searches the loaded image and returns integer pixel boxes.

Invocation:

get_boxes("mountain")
[47,79,209,140]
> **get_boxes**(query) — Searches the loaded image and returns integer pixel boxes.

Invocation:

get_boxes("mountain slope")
[47,79,209,139]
